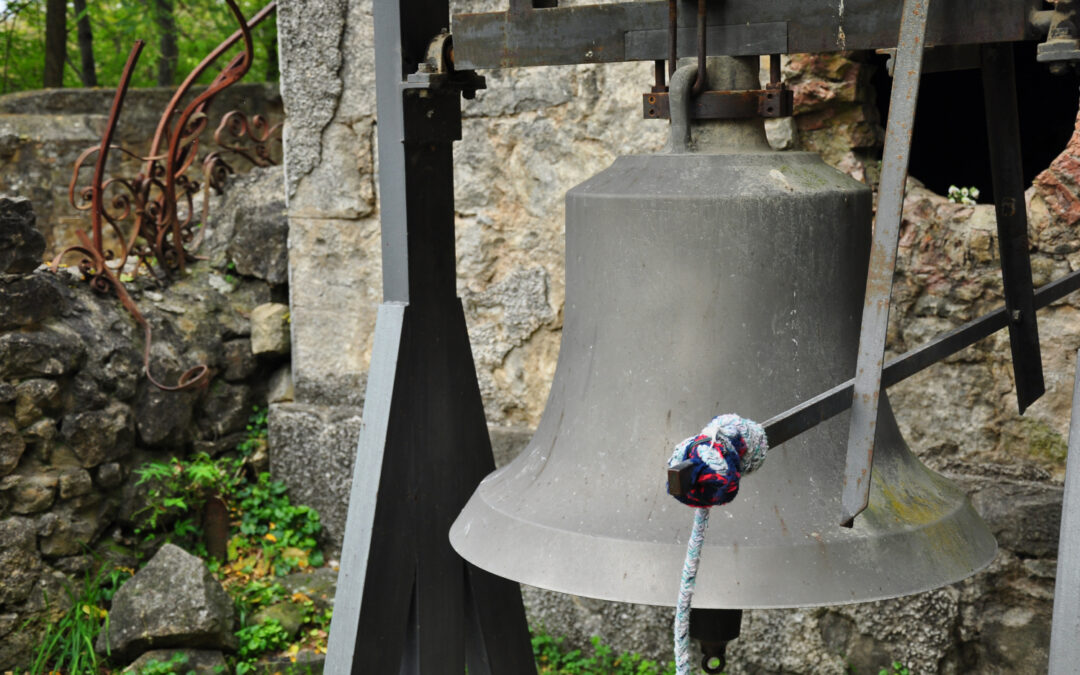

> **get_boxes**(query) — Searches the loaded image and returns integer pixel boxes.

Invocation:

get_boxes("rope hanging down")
[667,414,768,675]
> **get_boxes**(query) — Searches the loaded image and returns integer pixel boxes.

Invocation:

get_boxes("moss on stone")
[1021,418,1068,466]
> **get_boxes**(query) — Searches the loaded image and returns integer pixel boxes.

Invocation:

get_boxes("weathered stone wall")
[0,174,289,669]
[0,83,283,252]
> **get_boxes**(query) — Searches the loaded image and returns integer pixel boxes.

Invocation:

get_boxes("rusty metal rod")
[691,0,707,95]
[91,41,144,255]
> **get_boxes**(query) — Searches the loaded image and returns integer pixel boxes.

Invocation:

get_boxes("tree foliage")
[0,0,278,95]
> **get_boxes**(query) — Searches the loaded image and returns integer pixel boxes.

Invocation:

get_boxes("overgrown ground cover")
[12,405,680,674]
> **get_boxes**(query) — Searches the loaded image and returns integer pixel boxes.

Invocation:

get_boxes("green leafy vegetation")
[878,661,911,675]
[532,629,677,675]
[1,0,278,94]
[23,563,132,674]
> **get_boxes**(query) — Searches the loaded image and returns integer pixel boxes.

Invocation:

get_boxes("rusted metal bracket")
[841,0,930,528]
[643,87,792,119]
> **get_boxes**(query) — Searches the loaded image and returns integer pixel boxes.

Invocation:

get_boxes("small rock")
[14,378,61,428]
[58,468,94,499]
[134,383,197,450]
[0,274,65,329]
[278,567,337,612]
[99,543,237,660]
[0,417,25,476]
[250,303,291,356]
[95,462,125,489]
[1,473,57,514]
[52,554,94,576]
[267,366,294,403]
[124,649,229,675]
[0,382,15,403]
[0,197,45,274]
[35,501,112,556]
[228,198,289,285]
[0,516,42,605]
[199,382,254,437]
[62,372,109,414]
[765,116,798,150]
[222,338,257,381]
[61,401,135,468]
[252,601,306,639]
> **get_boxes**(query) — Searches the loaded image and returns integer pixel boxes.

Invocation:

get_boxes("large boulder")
[99,543,237,661]
[0,197,45,274]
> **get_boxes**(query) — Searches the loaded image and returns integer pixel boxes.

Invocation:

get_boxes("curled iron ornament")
[54,0,280,392]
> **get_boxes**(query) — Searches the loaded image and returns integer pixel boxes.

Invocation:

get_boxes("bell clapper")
[690,608,743,674]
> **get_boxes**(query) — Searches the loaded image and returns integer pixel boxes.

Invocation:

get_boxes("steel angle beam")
[1049,350,1080,673]
[324,0,534,671]
[451,0,1038,70]
[981,43,1045,413]
[842,0,930,528]
[764,268,1080,450]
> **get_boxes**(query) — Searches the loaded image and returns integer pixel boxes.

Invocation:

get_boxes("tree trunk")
[43,0,66,88]
[153,0,178,87]
[73,0,97,87]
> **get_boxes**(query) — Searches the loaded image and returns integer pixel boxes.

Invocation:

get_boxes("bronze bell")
[450,56,995,610]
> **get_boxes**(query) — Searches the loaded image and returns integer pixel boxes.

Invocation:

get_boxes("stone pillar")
[270,0,379,556]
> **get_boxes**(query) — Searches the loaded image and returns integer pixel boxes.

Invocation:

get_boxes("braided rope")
[674,506,711,674]
[667,414,768,674]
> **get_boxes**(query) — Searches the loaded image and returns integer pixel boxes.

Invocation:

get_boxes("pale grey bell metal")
[449,57,996,609]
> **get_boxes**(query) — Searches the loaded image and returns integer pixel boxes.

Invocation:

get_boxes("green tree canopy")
[0,0,278,94]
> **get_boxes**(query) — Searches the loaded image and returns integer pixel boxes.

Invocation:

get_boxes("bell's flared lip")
[450,478,997,610]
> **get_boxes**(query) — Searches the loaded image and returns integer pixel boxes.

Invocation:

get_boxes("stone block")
[99,544,237,660]
[222,338,257,381]
[15,378,61,427]
[0,417,25,476]
[268,402,363,556]
[37,501,113,557]
[224,167,289,284]
[0,197,45,274]
[0,326,85,378]
[267,366,294,404]
[250,302,291,356]
[95,462,124,489]
[287,216,380,407]
[58,467,94,499]
[1,473,57,514]
[198,381,255,437]
[61,401,135,468]
[134,378,197,450]
[0,273,65,329]
[0,516,42,606]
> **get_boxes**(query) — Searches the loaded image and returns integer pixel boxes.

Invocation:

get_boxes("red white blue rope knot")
[667,414,768,674]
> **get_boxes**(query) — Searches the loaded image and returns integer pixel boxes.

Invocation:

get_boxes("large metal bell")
[450,57,996,609]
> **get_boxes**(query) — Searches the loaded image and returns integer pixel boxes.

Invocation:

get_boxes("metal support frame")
[981,42,1045,412]
[323,0,535,672]
[1049,350,1080,673]
[326,0,1080,667]
[451,0,1040,69]
[841,0,930,527]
